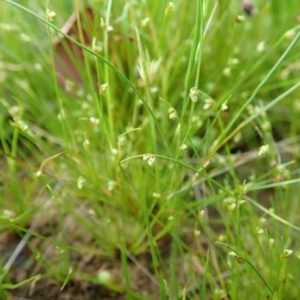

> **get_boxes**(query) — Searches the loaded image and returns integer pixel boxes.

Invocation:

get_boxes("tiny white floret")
[258,144,269,156]
[189,87,200,102]
[165,2,175,14]
[90,117,100,126]
[147,155,156,166]
[100,83,108,93]
[97,270,114,285]
[203,99,215,110]
[168,107,177,120]
[141,17,150,27]
[221,101,228,111]
[255,227,264,234]
[179,144,187,151]
[46,9,56,21]
[77,176,85,189]
[152,193,161,198]
[118,136,126,146]
[107,181,117,191]
[282,249,293,258]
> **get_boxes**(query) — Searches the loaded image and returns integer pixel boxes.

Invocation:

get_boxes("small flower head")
[150,86,159,94]
[165,2,175,14]
[0,23,19,32]
[34,63,43,71]
[76,88,85,98]
[261,120,271,131]
[258,144,269,156]
[46,9,56,21]
[257,41,266,53]
[100,83,108,93]
[198,209,205,220]
[65,79,75,92]
[260,217,267,225]
[152,192,161,198]
[20,33,30,42]
[229,252,245,264]
[192,115,203,128]
[203,99,215,110]
[35,170,42,178]
[229,58,240,66]
[218,234,227,242]
[281,249,293,259]
[189,87,200,102]
[141,17,150,27]
[223,67,231,77]
[92,37,102,53]
[88,209,96,216]
[236,15,245,23]
[223,197,235,205]
[90,117,100,126]
[111,148,118,155]
[228,251,237,257]
[77,176,85,189]
[83,139,90,147]
[284,29,296,40]
[194,229,201,236]
[100,18,114,32]
[143,154,156,166]
[97,270,114,285]
[255,227,264,235]
[179,144,187,151]
[2,209,16,221]
[269,207,275,214]
[11,119,28,132]
[107,180,117,191]
[135,58,161,86]
[168,107,177,120]
[148,155,156,166]
[168,215,175,221]
[213,288,227,299]
[228,203,237,211]
[118,136,126,146]
[221,101,228,111]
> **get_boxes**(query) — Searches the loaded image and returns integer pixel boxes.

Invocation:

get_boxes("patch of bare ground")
[1,207,165,299]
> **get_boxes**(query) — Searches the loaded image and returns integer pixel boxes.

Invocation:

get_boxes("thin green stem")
[181,0,202,117]
[209,30,300,158]
[216,242,273,295]
[103,0,114,140]
[4,0,171,157]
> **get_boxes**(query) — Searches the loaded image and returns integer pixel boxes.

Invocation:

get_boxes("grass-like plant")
[1,0,300,299]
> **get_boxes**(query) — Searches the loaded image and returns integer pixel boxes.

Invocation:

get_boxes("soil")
[0,207,207,300]
[0,149,278,300]
[0,214,164,299]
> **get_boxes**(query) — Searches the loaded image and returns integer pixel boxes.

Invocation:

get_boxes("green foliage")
[1,0,300,299]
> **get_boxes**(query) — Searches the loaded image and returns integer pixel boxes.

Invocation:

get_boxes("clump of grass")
[1,0,300,299]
